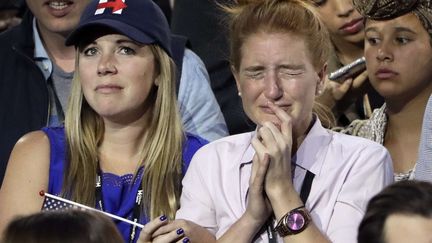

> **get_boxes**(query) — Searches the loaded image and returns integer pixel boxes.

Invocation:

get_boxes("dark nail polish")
[159,215,167,221]
[183,238,190,243]
[176,228,184,235]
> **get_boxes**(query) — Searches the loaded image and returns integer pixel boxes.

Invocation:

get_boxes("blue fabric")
[178,49,228,142]
[416,94,432,182]
[42,126,207,243]
[33,18,62,127]
[33,18,52,80]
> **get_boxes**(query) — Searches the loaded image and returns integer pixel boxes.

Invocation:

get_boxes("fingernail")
[183,238,190,243]
[176,228,184,235]
[159,215,167,221]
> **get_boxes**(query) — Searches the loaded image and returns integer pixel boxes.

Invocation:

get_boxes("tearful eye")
[279,67,303,78]
[244,71,264,80]
[280,71,302,76]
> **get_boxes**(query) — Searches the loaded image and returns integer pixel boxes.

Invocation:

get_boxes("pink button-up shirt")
[176,119,394,243]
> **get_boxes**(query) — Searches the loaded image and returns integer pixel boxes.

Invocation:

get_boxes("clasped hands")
[247,101,297,226]
[138,102,298,243]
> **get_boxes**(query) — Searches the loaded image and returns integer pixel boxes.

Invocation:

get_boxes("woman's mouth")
[340,18,364,35]
[375,68,399,80]
[260,105,291,114]
[95,84,123,94]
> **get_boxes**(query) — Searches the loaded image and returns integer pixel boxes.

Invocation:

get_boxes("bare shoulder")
[4,130,51,187]
[12,130,50,155]
[6,130,50,174]
[0,131,51,234]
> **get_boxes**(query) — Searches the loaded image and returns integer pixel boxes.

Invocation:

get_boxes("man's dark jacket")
[0,12,49,186]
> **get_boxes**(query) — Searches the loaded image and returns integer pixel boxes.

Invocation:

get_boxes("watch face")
[287,212,305,231]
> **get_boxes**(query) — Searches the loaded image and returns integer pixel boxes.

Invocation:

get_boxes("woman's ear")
[316,63,327,96]
[153,73,160,87]
[232,65,242,96]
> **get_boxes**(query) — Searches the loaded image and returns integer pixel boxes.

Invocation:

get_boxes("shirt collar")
[33,18,53,79]
[238,117,332,177]
[295,118,332,176]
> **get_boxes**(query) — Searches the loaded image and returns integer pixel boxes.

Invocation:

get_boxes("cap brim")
[65,19,156,46]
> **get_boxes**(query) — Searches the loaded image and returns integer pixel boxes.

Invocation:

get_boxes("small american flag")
[41,193,79,211]
[39,191,144,228]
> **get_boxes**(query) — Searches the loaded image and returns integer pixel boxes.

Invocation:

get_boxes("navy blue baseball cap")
[65,0,172,57]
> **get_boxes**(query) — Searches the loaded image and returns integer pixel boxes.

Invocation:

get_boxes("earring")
[316,79,324,95]
[238,92,242,96]
[154,77,160,87]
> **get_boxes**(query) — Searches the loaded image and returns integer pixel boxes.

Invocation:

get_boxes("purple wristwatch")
[274,206,311,237]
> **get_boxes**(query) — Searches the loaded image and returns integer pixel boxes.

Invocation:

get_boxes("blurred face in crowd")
[383,214,432,243]
[315,0,364,45]
[78,33,157,123]
[0,9,22,32]
[233,32,324,135]
[26,0,91,36]
[364,13,432,102]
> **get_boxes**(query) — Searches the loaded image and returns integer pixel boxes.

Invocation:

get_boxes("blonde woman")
[0,0,207,242]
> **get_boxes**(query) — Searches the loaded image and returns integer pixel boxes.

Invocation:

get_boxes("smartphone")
[328,57,366,83]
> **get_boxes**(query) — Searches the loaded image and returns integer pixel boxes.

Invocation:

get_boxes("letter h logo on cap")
[95,0,127,15]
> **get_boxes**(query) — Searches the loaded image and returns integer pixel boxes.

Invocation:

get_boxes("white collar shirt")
[176,118,394,243]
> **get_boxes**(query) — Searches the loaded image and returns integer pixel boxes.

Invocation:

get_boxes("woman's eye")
[366,37,380,45]
[82,47,98,56]
[247,72,264,79]
[280,70,301,77]
[119,46,136,55]
[396,37,410,44]
[312,0,327,6]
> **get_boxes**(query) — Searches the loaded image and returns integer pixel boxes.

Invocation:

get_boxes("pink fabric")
[176,119,394,243]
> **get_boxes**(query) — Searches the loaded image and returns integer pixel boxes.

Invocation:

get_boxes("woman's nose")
[97,53,118,75]
[376,45,393,62]
[333,0,355,17]
[264,74,283,100]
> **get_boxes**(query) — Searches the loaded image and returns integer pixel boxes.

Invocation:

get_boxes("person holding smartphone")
[336,0,432,181]
[313,0,384,127]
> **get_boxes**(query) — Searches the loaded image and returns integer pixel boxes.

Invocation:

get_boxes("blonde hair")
[63,44,184,220]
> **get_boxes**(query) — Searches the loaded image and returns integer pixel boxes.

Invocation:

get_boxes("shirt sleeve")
[177,49,228,142]
[415,94,432,182]
[176,144,219,235]
[326,145,394,243]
